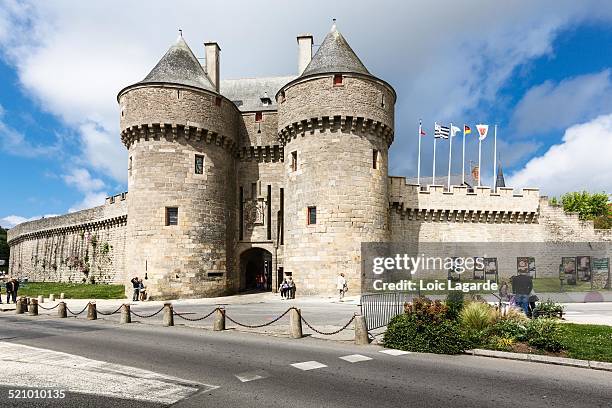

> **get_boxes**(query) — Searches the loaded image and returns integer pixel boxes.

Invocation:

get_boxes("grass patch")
[11,282,125,299]
[533,278,597,293]
[559,323,612,363]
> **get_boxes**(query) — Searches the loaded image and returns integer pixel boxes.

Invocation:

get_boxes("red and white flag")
[476,124,489,141]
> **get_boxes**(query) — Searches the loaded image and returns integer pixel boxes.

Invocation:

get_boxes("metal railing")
[360,292,418,331]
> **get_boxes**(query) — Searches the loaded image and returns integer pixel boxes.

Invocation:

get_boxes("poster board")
[517,257,536,278]
[473,256,485,280]
[561,257,577,285]
[484,258,498,283]
[576,256,591,282]
[592,258,610,290]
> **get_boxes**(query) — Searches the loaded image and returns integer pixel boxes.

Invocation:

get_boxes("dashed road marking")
[290,361,327,371]
[379,349,411,356]
[235,370,269,382]
[339,354,373,363]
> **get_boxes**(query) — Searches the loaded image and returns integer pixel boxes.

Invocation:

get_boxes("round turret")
[277,24,395,295]
[117,35,239,299]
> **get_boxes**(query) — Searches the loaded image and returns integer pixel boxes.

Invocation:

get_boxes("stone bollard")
[28,298,39,316]
[289,308,303,339]
[37,295,44,304]
[49,294,55,302]
[213,308,225,331]
[120,304,131,324]
[354,314,370,345]
[15,297,26,314]
[58,302,67,318]
[163,303,174,327]
[60,293,65,299]
[87,302,97,320]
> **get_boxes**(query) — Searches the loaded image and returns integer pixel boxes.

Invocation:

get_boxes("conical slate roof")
[139,35,215,92]
[300,23,371,77]
[496,162,506,188]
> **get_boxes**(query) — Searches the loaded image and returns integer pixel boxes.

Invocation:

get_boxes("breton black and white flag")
[434,122,450,139]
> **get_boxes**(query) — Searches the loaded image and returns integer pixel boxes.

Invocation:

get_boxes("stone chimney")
[297,34,313,75]
[204,42,220,92]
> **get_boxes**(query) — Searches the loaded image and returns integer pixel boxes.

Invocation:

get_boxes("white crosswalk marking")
[291,361,327,371]
[235,370,269,382]
[0,342,217,404]
[339,354,372,363]
[379,349,411,356]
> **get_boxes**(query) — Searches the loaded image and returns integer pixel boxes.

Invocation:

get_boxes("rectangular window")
[195,154,204,174]
[215,96,222,107]
[333,74,343,86]
[255,112,263,122]
[373,149,378,169]
[166,207,178,226]
[291,151,298,171]
[307,206,316,225]
[128,156,133,176]
[251,182,257,199]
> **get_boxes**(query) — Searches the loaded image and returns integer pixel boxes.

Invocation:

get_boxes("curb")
[466,349,612,372]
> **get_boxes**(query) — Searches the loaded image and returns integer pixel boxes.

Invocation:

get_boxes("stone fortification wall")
[7,196,127,284]
[389,179,612,281]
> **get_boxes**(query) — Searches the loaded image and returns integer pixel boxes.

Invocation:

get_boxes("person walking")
[279,278,289,299]
[337,273,347,301]
[9,278,18,304]
[130,277,140,301]
[287,276,296,299]
[510,273,533,316]
[138,279,147,301]
[4,279,11,304]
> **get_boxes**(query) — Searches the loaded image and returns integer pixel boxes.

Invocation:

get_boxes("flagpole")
[417,119,422,185]
[493,124,497,192]
[462,124,466,186]
[447,122,453,191]
[432,123,437,185]
[478,137,482,187]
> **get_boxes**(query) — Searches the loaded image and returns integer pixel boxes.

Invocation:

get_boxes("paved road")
[0,314,610,407]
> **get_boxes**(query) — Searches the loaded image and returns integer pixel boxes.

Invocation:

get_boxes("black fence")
[360,292,418,331]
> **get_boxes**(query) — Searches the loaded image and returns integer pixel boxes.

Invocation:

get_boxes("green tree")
[0,227,9,270]
[560,191,611,229]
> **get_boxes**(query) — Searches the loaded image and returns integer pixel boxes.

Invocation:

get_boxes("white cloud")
[67,191,107,213]
[511,69,612,135]
[1,0,612,193]
[62,168,105,193]
[508,113,612,196]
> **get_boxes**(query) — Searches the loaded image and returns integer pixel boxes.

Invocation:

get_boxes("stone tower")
[277,23,396,294]
[117,35,239,299]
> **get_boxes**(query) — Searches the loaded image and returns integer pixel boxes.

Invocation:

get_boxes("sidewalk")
[1,292,363,342]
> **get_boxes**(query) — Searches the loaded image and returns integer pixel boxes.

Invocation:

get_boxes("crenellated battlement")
[120,123,238,154]
[388,176,541,223]
[238,144,284,162]
[278,115,394,147]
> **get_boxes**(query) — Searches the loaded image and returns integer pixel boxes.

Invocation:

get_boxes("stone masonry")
[7,24,611,298]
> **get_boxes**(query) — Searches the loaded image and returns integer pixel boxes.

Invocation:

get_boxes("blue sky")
[1,1,611,228]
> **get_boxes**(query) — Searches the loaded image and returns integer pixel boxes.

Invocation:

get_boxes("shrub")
[460,302,495,332]
[488,319,527,341]
[487,336,515,351]
[526,318,564,352]
[445,291,464,320]
[533,300,564,319]
[385,297,467,354]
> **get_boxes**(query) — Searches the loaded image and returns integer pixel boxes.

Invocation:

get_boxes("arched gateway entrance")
[239,248,273,291]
